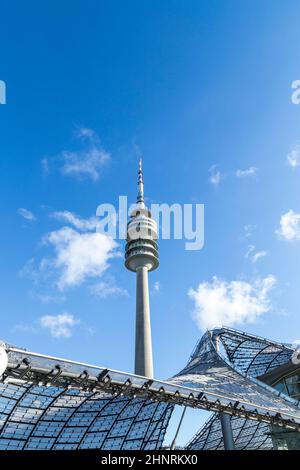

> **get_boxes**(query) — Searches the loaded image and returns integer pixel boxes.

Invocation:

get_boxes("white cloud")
[42,127,110,181]
[209,165,221,186]
[60,127,109,181]
[276,210,300,241]
[189,275,276,330]
[19,257,51,285]
[236,166,258,178]
[18,208,36,221]
[30,291,66,304]
[153,281,160,292]
[51,211,97,231]
[60,147,109,181]
[252,251,268,263]
[243,224,256,238]
[287,147,300,168]
[41,157,50,175]
[74,127,96,139]
[39,313,79,338]
[14,323,38,334]
[44,227,119,290]
[245,245,267,264]
[89,281,128,299]
[21,209,120,298]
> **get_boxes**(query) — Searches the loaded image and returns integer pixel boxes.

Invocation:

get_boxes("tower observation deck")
[125,160,159,378]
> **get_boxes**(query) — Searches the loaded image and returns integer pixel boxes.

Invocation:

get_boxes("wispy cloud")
[153,281,160,292]
[243,224,256,238]
[209,165,222,186]
[245,245,267,264]
[41,157,50,176]
[39,313,79,338]
[42,127,110,181]
[150,281,160,295]
[276,210,300,241]
[50,210,97,231]
[89,281,128,299]
[252,251,268,263]
[189,275,276,330]
[20,257,52,285]
[236,166,258,178]
[18,208,36,221]
[287,146,300,168]
[60,147,109,181]
[74,127,96,139]
[29,291,66,304]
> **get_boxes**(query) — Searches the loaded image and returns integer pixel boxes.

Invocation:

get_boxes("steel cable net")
[186,414,273,450]
[185,328,298,450]
[0,383,172,450]
[1,327,300,450]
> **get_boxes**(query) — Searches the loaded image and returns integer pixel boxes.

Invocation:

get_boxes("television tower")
[125,159,159,378]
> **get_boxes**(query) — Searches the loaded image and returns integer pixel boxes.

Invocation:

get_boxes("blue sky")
[1,0,300,445]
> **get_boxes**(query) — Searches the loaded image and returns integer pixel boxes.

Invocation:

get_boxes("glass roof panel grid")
[9,407,44,424]
[0,438,26,450]
[67,412,98,427]
[2,327,299,451]
[0,379,171,450]
[218,329,294,377]
[31,420,65,437]
[185,328,299,450]
[25,437,55,450]
[187,414,273,450]
[57,427,87,443]
[1,422,34,440]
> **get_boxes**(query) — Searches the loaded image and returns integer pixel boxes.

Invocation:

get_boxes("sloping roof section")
[171,330,300,423]
[185,327,299,450]
[214,327,294,376]
[186,414,273,450]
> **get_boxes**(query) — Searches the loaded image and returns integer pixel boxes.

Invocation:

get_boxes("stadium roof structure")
[186,327,300,450]
[0,327,299,450]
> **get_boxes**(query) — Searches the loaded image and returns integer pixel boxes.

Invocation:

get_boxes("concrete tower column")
[125,160,159,378]
[135,266,153,377]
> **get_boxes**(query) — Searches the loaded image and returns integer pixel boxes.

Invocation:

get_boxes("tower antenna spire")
[137,158,144,204]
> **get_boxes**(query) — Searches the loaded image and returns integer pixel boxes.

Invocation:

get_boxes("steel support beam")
[220,413,235,450]
[213,333,235,450]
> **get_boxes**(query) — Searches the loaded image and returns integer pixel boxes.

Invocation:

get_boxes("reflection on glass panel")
[285,374,300,385]
[2,422,33,439]
[102,437,124,450]
[0,438,25,449]
[273,371,300,399]
[286,382,300,398]
[274,381,287,394]
[79,431,107,449]
[32,420,64,437]
[25,437,55,450]
[57,427,86,443]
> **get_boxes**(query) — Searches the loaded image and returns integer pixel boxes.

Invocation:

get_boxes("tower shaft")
[135,266,153,377]
[125,159,158,379]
